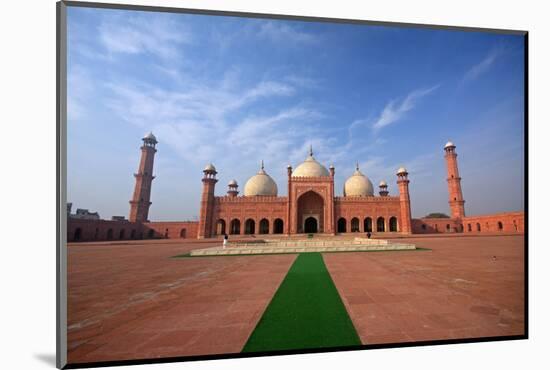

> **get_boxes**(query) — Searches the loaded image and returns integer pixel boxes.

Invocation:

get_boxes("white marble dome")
[344,165,374,197]
[244,163,278,196]
[292,147,330,177]
[204,163,217,172]
[143,131,157,141]
[444,141,455,149]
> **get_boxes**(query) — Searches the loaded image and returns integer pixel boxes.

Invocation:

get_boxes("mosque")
[67,133,524,242]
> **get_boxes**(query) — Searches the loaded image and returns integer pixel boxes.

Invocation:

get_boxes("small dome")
[397,167,407,175]
[244,162,278,196]
[228,179,238,186]
[379,180,387,187]
[444,141,455,148]
[143,132,157,142]
[344,165,374,197]
[292,146,330,177]
[204,163,216,172]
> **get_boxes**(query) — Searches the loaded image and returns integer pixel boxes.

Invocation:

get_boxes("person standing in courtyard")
[223,233,228,249]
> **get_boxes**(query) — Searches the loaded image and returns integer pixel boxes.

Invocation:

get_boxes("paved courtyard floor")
[324,236,524,345]
[66,235,524,364]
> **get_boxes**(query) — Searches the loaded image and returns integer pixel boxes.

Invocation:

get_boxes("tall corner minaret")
[396,167,412,234]
[129,132,157,222]
[197,163,218,239]
[444,141,465,219]
[286,164,293,236]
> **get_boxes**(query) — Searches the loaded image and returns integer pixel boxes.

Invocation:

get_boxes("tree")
[424,212,450,218]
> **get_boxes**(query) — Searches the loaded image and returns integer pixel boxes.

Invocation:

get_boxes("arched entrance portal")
[304,217,318,233]
[297,191,324,233]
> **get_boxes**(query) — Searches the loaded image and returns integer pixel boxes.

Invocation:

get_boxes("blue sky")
[67,6,525,221]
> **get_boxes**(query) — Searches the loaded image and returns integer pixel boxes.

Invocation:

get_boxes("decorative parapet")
[461,211,525,220]
[290,176,333,182]
[215,195,288,204]
[334,196,400,202]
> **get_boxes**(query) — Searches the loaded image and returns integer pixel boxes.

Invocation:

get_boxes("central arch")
[297,191,324,233]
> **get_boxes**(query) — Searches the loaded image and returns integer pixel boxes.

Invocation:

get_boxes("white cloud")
[67,65,94,121]
[462,46,503,83]
[98,14,192,59]
[103,68,325,173]
[372,85,439,131]
[257,21,319,44]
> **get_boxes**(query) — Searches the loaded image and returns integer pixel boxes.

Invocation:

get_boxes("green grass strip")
[242,253,361,353]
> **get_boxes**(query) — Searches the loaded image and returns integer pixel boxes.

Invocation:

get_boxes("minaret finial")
[309,144,313,157]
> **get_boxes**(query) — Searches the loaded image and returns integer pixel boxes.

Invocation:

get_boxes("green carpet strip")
[242,253,361,353]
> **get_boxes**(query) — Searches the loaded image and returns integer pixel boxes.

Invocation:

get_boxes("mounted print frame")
[57,1,528,368]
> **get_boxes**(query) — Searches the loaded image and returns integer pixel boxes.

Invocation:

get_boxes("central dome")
[292,146,330,177]
[244,161,278,196]
[344,164,374,197]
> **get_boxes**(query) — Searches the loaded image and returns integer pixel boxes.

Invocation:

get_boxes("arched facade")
[230,219,240,235]
[377,217,385,232]
[195,157,410,238]
[67,140,524,242]
[216,219,226,235]
[273,218,284,234]
[351,217,360,232]
[389,217,398,232]
[296,191,325,234]
[245,219,255,234]
[259,219,269,234]
[337,218,347,233]
[364,217,372,232]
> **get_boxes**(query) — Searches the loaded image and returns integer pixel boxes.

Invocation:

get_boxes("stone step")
[189,238,416,256]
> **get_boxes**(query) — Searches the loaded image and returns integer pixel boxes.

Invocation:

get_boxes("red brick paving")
[68,235,525,363]
[323,235,525,345]
[67,239,296,364]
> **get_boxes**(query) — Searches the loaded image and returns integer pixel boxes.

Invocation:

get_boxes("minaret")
[396,167,412,234]
[329,163,335,235]
[444,141,465,218]
[286,164,292,236]
[197,163,218,239]
[379,181,389,196]
[227,179,239,197]
[129,132,157,222]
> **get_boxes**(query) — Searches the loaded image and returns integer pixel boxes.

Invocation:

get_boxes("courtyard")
[67,235,525,365]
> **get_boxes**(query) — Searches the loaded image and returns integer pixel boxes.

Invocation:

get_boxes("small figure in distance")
[366,231,371,239]
[223,233,228,249]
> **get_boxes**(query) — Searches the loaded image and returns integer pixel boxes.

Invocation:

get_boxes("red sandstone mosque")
[67,133,524,242]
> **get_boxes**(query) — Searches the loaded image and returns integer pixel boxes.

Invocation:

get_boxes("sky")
[67,6,525,221]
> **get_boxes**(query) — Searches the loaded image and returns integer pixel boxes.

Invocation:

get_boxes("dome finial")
[309,144,313,157]
[356,162,359,171]
[261,160,264,170]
